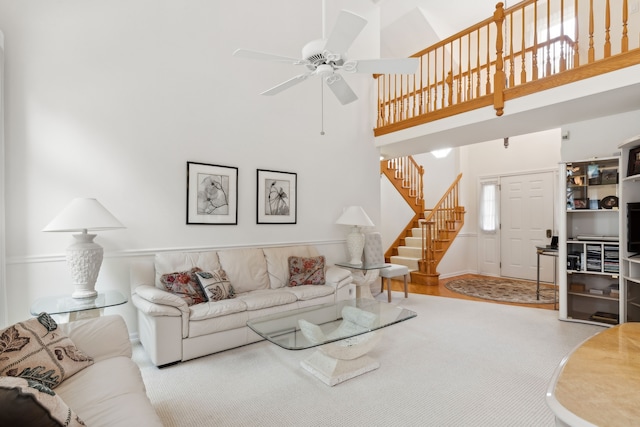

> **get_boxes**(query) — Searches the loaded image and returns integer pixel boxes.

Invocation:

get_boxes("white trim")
[5,239,347,265]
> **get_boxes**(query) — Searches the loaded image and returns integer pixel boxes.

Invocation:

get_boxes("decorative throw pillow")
[160,267,208,306]
[0,376,86,426]
[195,269,235,302]
[0,313,93,389]
[288,256,326,286]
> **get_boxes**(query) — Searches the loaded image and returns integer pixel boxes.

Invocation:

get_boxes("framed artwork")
[628,146,640,178]
[257,169,297,224]
[187,162,238,225]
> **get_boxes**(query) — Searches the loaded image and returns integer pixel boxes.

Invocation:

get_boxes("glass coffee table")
[247,298,416,386]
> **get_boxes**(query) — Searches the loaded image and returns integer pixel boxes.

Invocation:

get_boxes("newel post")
[493,2,506,116]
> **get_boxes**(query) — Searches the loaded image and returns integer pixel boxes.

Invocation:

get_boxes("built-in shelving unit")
[618,134,640,323]
[559,156,622,326]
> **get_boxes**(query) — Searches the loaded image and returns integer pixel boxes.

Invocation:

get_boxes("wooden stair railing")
[374,0,640,137]
[413,173,464,286]
[380,156,424,261]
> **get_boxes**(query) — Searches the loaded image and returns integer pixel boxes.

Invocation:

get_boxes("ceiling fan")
[233,9,419,106]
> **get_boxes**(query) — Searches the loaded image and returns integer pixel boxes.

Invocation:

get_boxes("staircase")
[382,158,465,286]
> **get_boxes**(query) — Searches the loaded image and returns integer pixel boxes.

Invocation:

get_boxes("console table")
[546,323,640,426]
[30,290,128,322]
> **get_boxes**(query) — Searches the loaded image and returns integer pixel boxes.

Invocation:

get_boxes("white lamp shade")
[335,206,374,227]
[43,198,125,232]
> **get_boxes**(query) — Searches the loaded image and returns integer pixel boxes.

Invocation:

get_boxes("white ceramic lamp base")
[66,233,103,299]
[346,226,365,265]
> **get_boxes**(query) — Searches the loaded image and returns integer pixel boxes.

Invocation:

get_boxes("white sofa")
[55,315,162,426]
[131,245,354,367]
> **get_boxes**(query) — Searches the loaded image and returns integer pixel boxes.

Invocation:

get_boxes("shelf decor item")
[600,195,619,209]
[42,198,125,299]
[627,146,640,177]
[257,169,297,224]
[187,162,238,225]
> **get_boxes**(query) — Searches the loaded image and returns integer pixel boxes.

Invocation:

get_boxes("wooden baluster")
[494,2,505,116]
[622,0,629,52]
[441,46,446,108]
[433,49,438,111]
[574,0,580,67]
[560,0,566,71]
[467,33,472,101]
[588,0,595,63]
[446,71,453,107]
[533,1,539,80]
[486,24,491,94]
[546,0,552,77]
[604,0,611,57]
[476,29,481,97]
[509,10,514,87]
[521,6,528,83]
[377,78,383,127]
[458,39,462,103]
[426,53,431,113]
[400,75,405,120]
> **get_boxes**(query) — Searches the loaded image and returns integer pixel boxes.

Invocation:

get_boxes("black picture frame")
[257,169,297,224]
[187,161,238,225]
[628,146,640,178]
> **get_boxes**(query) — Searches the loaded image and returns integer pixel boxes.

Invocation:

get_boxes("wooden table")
[546,323,640,426]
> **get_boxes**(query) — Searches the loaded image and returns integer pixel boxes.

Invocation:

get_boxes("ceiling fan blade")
[325,74,358,105]
[324,10,367,54]
[233,48,303,64]
[261,73,311,96]
[345,58,419,75]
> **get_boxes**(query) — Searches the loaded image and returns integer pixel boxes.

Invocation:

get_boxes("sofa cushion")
[160,267,208,306]
[237,290,297,311]
[263,246,318,289]
[195,269,235,301]
[284,284,336,301]
[0,376,85,427]
[154,251,221,287]
[288,256,326,286]
[189,299,247,321]
[218,248,270,293]
[55,355,163,427]
[0,313,94,389]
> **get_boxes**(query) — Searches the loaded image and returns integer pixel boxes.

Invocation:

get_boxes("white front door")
[500,172,555,282]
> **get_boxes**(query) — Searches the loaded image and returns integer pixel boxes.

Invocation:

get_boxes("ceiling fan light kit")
[233,10,418,107]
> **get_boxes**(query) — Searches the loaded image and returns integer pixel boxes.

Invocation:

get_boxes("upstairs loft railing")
[375,0,640,136]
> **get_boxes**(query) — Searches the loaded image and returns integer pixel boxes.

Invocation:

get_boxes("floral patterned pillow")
[160,267,208,306]
[288,256,326,286]
[0,313,93,389]
[195,269,235,301]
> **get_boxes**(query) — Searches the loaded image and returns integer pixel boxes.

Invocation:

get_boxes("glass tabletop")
[247,298,416,350]
[335,262,391,271]
[30,290,128,316]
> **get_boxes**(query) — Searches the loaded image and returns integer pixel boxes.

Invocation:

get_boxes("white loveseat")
[131,245,354,367]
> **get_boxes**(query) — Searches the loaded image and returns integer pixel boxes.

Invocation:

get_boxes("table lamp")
[43,198,125,299]
[335,206,374,265]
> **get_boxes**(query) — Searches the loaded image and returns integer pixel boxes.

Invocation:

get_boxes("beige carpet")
[132,293,603,426]
[445,277,558,304]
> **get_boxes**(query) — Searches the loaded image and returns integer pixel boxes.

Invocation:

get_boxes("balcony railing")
[375,0,640,137]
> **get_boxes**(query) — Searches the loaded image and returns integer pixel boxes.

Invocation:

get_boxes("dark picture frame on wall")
[186,161,238,225]
[628,146,640,178]
[257,169,297,224]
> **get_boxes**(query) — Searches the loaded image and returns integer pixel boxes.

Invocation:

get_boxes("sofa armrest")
[133,285,188,315]
[58,315,131,362]
[131,294,183,317]
[325,266,352,289]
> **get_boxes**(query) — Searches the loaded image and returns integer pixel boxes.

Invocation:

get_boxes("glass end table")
[30,290,128,322]
[335,262,390,299]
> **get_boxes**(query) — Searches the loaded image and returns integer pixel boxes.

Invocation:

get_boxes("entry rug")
[445,277,557,304]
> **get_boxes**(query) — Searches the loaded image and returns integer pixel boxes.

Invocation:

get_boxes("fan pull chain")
[320,79,325,135]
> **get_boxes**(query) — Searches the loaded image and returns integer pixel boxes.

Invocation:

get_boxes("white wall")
[0,0,382,330]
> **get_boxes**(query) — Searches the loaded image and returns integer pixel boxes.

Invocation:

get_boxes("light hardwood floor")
[385,273,557,311]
